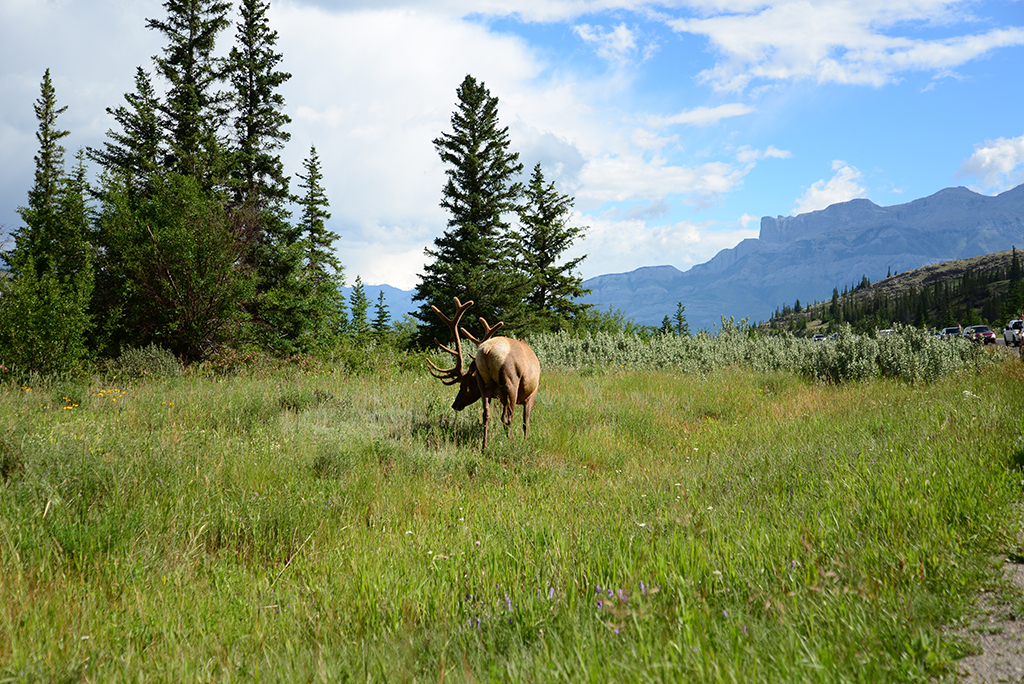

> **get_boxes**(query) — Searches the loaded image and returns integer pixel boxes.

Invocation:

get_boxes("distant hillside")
[766,249,1024,333]
[581,184,1024,331]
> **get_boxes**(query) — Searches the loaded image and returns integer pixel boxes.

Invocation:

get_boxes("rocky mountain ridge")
[580,184,1024,331]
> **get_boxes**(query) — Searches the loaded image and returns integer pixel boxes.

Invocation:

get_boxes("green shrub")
[113,343,183,380]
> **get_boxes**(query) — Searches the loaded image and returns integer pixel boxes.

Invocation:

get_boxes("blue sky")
[1,0,1022,289]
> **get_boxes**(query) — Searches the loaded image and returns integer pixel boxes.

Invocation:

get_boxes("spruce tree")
[146,0,231,186]
[6,69,71,277]
[516,162,590,332]
[0,73,94,374]
[414,75,526,344]
[673,302,690,336]
[88,67,163,199]
[224,0,303,352]
[226,0,291,211]
[348,276,371,340]
[372,291,391,338]
[295,145,346,344]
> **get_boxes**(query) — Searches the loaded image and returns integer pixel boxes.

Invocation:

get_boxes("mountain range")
[360,184,1024,333]
[579,184,1024,331]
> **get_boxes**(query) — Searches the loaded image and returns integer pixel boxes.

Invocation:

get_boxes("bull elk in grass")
[427,297,541,448]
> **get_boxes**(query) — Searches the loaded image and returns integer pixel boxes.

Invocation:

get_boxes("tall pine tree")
[146,0,232,186]
[0,72,94,374]
[295,145,346,345]
[88,67,163,199]
[414,75,526,344]
[224,0,303,352]
[515,162,590,332]
[226,0,291,212]
[348,276,371,341]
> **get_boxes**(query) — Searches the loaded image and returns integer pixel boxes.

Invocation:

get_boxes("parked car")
[812,334,826,342]
[940,325,962,339]
[1004,319,1023,347]
[962,325,997,344]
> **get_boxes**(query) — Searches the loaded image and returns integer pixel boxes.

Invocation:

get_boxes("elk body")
[427,297,541,448]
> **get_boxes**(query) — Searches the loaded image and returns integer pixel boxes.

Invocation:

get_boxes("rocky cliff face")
[580,184,1024,331]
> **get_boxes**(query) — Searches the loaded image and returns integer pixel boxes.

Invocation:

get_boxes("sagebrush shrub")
[114,343,183,379]
[530,320,999,384]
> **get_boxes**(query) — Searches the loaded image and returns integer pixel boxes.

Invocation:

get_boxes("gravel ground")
[951,560,1024,683]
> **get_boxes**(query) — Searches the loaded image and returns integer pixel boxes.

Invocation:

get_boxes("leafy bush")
[113,343,183,380]
[530,320,999,384]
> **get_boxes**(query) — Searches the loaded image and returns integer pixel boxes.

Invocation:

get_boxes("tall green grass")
[1,349,1022,681]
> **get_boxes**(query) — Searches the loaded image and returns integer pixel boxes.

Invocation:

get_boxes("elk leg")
[522,393,534,439]
[481,396,491,448]
[501,384,518,439]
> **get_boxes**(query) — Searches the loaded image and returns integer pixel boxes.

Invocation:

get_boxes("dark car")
[962,325,997,344]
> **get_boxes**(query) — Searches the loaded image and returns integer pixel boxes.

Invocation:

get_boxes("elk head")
[427,297,541,448]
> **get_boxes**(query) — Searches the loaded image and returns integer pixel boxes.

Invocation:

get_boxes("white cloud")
[573,212,759,276]
[735,145,792,165]
[793,160,867,214]
[574,23,640,65]
[666,2,1024,92]
[956,134,1024,193]
[577,152,748,206]
[646,103,755,127]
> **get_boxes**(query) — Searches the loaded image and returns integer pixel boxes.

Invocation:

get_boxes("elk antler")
[461,317,504,345]
[426,297,474,385]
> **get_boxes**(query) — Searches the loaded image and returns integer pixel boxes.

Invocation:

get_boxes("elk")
[427,297,541,448]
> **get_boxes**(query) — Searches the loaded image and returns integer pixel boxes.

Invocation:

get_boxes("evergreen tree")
[224,0,302,348]
[295,145,346,344]
[0,73,94,374]
[372,290,391,337]
[349,276,371,340]
[225,0,291,213]
[414,75,526,344]
[146,0,232,186]
[94,171,250,362]
[6,69,71,276]
[515,162,590,332]
[88,67,163,199]
[673,302,690,336]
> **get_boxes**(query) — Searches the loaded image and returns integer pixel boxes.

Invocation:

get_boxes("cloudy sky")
[1,0,1022,289]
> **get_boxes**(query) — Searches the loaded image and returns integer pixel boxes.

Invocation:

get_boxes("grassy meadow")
[1,338,1024,682]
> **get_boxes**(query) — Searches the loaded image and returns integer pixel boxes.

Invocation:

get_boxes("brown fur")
[428,298,541,448]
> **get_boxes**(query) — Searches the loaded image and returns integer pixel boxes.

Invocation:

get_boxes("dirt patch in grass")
[952,560,1024,683]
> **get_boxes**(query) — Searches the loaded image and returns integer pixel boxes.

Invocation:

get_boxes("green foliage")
[225,0,291,210]
[0,74,94,376]
[530,321,998,383]
[146,0,232,186]
[515,163,591,332]
[93,172,252,362]
[88,67,163,199]
[348,275,371,340]
[415,74,527,344]
[296,145,346,348]
[372,290,391,338]
[0,266,93,377]
[112,343,184,380]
